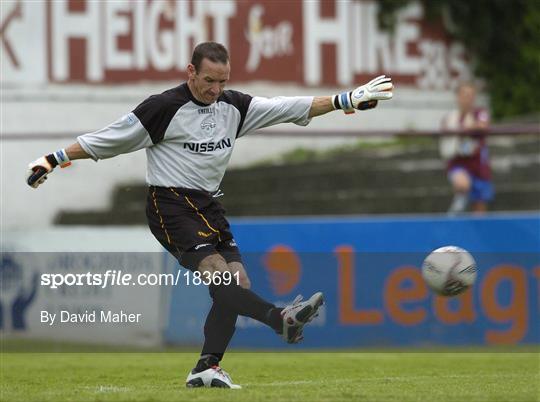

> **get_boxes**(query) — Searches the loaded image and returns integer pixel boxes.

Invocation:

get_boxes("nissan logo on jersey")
[183,138,232,153]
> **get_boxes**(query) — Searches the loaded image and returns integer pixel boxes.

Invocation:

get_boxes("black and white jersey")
[77,83,312,191]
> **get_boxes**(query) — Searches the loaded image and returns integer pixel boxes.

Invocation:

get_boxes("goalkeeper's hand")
[333,75,393,114]
[27,149,71,188]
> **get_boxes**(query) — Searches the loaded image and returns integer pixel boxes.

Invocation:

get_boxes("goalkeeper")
[26,42,393,389]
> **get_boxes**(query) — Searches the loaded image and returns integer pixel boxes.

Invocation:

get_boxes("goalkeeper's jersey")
[77,83,312,192]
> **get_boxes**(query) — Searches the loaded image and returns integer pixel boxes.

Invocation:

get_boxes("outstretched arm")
[65,142,92,160]
[309,75,393,118]
[26,143,92,188]
[308,97,335,118]
[238,75,394,137]
[26,110,154,188]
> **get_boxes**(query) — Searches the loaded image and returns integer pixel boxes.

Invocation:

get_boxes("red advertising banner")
[1,0,471,89]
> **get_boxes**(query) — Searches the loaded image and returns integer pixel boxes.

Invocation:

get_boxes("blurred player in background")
[439,82,493,214]
[26,42,393,389]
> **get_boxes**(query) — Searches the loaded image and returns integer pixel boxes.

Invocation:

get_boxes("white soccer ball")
[422,246,477,296]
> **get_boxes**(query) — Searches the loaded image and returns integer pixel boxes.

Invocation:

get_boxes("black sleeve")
[132,95,181,144]
[220,90,253,137]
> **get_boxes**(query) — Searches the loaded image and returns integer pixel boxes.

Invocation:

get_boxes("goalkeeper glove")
[27,149,71,188]
[333,75,393,114]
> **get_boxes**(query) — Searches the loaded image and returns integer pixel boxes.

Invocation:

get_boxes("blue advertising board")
[165,213,540,348]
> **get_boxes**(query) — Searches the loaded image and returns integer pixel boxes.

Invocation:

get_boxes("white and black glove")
[333,75,393,114]
[27,149,71,188]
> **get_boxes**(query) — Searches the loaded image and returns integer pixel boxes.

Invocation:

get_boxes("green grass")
[1,350,539,402]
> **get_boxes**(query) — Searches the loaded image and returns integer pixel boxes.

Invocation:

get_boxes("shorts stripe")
[151,189,172,245]
[168,188,222,242]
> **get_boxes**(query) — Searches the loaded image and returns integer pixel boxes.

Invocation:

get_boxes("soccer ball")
[422,246,477,296]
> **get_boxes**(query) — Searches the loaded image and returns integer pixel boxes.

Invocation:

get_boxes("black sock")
[194,354,220,373]
[209,283,282,331]
[201,301,238,360]
[196,284,283,369]
[267,307,284,333]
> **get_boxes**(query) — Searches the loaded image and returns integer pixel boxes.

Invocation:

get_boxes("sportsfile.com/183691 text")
[40,270,240,289]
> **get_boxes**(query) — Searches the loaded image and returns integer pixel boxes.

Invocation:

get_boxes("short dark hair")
[191,42,229,72]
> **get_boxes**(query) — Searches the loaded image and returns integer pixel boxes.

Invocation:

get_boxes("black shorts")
[146,186,242,271]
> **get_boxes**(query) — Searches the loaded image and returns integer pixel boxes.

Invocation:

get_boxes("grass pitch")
[1,349,539,402]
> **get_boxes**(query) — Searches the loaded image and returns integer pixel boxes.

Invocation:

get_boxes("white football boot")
[281,292,324,344]
[186,365,242,389]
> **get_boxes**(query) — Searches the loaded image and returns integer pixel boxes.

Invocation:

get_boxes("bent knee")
[198,253,228,274]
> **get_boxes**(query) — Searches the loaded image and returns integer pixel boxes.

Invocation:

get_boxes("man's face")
[187,58,230,104]
[457,85,476,112]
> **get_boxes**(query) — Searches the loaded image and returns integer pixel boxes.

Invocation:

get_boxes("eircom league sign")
[166,213,540,348]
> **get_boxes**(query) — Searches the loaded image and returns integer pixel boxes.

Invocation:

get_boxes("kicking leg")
[201,254,282,330]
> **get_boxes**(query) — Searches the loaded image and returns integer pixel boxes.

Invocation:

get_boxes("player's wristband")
[332,92,355,114]
[46,149,71,168]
